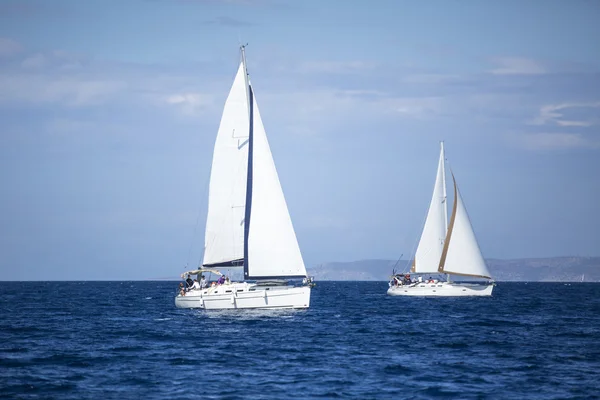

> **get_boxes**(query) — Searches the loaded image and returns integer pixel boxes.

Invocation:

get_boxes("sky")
[0,0,599,280]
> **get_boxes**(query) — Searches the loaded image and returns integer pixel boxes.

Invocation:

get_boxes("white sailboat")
[387,142,495,297]
[175,46,313,310]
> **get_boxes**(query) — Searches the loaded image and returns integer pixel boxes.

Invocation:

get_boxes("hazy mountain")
[307,257,600,282]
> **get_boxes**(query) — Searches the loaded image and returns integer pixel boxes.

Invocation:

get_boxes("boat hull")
[175,282,311,310]
[387,282,494,297]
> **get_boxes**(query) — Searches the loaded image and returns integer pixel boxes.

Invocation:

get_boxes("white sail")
[440,175,492,279]
[202,63,249,267]
[413,143,447,274]
[246,88,307,278]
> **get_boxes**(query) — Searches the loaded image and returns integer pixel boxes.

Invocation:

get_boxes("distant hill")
[307,257,600,282]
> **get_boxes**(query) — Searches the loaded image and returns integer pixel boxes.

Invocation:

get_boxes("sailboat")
[175,46,313,309]
[387,142,495,297]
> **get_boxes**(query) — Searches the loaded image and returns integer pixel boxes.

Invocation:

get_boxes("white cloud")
[490,57,546,75]
[380,96,443,118]
[530,102,600,127]
[297,60,377,74]
[166,92,213,115]
[400,73,462,84]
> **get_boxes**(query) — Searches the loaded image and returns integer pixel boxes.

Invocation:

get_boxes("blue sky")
[1,0,599,280]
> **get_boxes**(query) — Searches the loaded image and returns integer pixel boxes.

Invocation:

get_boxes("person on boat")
[199,275,207,289]
[179,282,186,296]
[217,275,226,285]
[185,274,194,289]
[191,279,201,290]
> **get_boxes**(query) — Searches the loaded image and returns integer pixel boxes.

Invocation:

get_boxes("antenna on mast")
[239,43,251,123]
[240,43,249,76]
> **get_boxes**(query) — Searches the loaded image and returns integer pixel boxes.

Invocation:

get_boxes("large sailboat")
[387,142,495,297]
[175,47,313,309]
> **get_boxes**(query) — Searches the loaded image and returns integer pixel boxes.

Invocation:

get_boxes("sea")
[1,281,599,400]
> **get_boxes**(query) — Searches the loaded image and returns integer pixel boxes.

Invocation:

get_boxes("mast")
[241,44,254,279]
[441,141,448,233]
[440,141,449,282]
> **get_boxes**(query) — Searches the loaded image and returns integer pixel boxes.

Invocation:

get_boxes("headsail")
[412,142,447,274]
[202,62,249,267]
[438,173,492,279]
[245,87,307,279]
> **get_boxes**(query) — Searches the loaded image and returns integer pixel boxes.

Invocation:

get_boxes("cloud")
[202,16,254,26]
[20,50,89,70]
[400,73,462,85]
[516,132,600,150]
[0,38,22,57]
[530,102,600,127]
[21,53,47,69]
[297,61,378,74]
[166,92,213,115]
[490,57,546,75]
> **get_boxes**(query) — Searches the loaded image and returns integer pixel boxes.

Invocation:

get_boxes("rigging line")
[390,254,404,275]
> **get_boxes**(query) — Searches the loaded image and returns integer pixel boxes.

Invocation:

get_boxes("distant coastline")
[309,256,599,282]
[1,257,597,281]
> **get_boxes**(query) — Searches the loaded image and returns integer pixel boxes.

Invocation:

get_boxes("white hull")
[175,282,311,310]
[387,281,494,297]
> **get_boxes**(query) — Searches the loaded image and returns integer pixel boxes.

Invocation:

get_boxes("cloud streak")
[530,102,600,127]
[296,61,378,74]
[490,57,546,75]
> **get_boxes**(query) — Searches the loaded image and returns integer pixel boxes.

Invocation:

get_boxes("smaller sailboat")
[388,142,495,297]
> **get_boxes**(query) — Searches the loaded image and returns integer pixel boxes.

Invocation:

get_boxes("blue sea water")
[1,281,599,399]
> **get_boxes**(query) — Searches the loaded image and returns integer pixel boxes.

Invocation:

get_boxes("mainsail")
[203,63,249,267]
[412,142,448,273]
